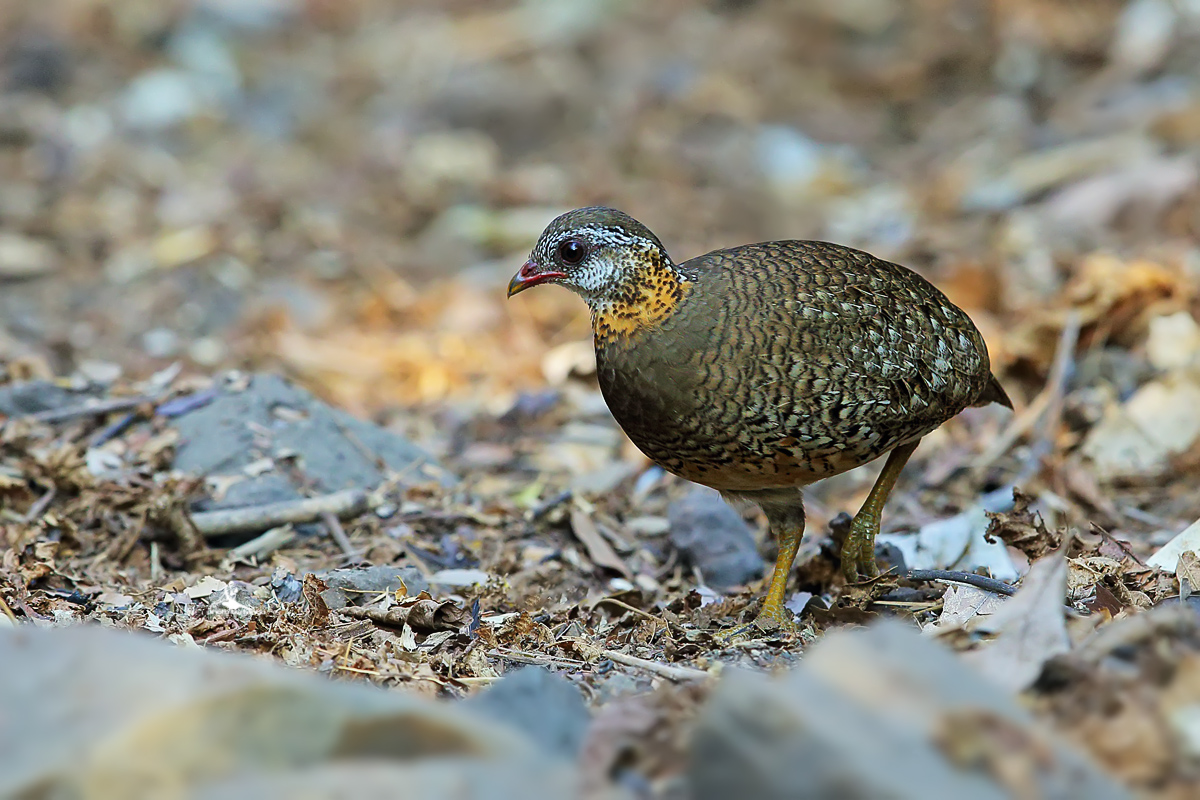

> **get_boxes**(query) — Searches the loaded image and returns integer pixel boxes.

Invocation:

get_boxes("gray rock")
[668,487,764,590]
[691,669,1006,800]
[173,373,450,511]
[0,380,86,417]
[465,667,591,760]
[0,624,546,800]
[687,621,1131,800]
[801,622,1129,799]
[318,565,431,610]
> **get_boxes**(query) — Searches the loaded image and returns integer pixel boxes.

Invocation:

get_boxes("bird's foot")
[839,512,881,583]
[713,602,799,644]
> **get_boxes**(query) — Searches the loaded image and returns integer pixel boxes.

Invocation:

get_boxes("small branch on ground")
[972,310,1081,474]
[192,489,368,538]
[1073,603,1198,666]
[906,569,1017,597]
[321,511,362,562]
[597,648,712,682]
[16,395,156,425]
[225,525,297,562]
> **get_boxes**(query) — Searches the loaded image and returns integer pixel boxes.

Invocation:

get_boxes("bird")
[508,207,1011,635]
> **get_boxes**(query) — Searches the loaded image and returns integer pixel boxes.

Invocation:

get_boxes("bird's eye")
[557,238,587,266]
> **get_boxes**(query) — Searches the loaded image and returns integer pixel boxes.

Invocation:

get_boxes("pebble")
[120,69,205,130]
[0,234,56,279]
[668,486,764,591]
[188,336,227,366]
[143,328,182,358]
[1110,0,1177,74]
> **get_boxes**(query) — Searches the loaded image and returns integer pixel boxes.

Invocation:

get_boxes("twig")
[1073,603,1198,666]
[488,647,586,668]
[22,488,55,524]
[529,490,572,520]
[598,648,712,682]
[321,511,362,561]
[226,525,297,562]
[973,310,1081,472]
[906,569,1016,597]
[0,592,16,622]
[192,489,368,537]
[18,395,155,425]
[593,597,669,630]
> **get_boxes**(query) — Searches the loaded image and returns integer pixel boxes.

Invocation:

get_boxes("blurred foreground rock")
[2,617,1144,800]
[173,373,451,511]
[688,621,1131,800]
[0,624,607,800]
[465,666,592,759]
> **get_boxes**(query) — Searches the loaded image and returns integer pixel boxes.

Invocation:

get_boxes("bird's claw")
[839,514,881,584]
[714,602,800,644]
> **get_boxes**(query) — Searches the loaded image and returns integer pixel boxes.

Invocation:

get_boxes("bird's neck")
[588,256,690,343]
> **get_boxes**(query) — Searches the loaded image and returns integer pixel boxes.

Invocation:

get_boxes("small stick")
[192,489,368,537]
[593,597,669,630]
[321,511,361,561]
[226,525,297,562]
[905,569,1017,597]
[1073,603,1197,666]
[489,648,585,668]
[598,648,711,682]
[0,592,17,622]
[22,488,55,524]
[19,395,154,425]
[973,311,1081,472]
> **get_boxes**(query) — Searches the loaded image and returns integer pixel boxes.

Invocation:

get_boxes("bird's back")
[596,239,1002,492]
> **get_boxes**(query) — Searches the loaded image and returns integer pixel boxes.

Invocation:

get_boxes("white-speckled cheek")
[570,254,623,294]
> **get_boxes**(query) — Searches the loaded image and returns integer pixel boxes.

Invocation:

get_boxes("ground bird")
[508,207,1011,635]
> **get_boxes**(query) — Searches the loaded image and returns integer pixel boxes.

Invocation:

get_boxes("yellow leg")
[755,523,802,630]
[716,500,804,641]
[841,439,919,583]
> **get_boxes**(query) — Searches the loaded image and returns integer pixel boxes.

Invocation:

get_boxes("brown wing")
[598,240,999,491]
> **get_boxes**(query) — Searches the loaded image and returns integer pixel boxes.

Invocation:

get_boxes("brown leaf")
[1178,551,1200,599]
[570,509,632,579]
[340,592,466,633]
[302,573,330,627]
[985,490,1062,560]
[965,552,1070,692]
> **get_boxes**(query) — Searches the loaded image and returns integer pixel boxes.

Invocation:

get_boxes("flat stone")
[173,373,451,511]
[668,486,764,590]
[0,380,85,417]
[0,624,545,799]
[318,565,430,610]
[464,667,591,760]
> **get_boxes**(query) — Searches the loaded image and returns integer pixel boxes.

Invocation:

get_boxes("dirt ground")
[3,1,1200,796]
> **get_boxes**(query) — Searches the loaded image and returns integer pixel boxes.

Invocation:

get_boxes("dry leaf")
[570,509,632,579]
[985,490,1062,560]
[965,553,1070,692]
[1147,516,1200,573]
[302,573,331,627]
[340,592,466,633]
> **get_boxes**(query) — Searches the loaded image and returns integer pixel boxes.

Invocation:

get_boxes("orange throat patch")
[591,266,690,342]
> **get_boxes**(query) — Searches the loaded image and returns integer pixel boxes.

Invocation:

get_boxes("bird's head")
[507,207,677,308]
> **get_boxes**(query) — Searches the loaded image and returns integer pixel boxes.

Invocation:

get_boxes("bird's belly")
[638,433,882,492]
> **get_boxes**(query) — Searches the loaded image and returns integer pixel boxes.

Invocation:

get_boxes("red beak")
[507,259,566,297]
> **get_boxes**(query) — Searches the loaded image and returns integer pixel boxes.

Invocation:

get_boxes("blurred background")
[3,0,1199,419]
